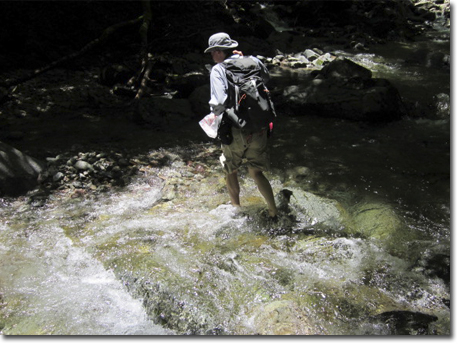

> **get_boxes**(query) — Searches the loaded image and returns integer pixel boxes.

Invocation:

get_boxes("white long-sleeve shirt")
[209,54,270,116]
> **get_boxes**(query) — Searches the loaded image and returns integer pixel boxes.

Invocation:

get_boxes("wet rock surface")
[0,0,450,336]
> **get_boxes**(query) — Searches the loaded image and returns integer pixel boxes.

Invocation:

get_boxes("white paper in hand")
[199,113,222,138]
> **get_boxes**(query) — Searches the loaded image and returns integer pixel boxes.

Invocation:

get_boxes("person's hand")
[233,50,244,56]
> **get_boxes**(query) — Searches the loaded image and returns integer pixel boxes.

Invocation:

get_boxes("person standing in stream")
[205,32,278,219]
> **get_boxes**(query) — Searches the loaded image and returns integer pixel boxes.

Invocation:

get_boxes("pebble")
[74,160,94,171]
[53,172,65,182]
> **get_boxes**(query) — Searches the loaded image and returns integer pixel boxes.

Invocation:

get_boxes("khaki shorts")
[220,127,269,174]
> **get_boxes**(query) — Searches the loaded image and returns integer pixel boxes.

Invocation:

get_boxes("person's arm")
[209,64,228,116]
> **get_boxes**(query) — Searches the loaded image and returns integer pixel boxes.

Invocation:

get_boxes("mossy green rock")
[348,202,402,240]
[286,187,343,230]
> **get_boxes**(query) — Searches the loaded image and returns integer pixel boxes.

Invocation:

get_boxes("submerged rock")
[285,187,343,230]
[249,300,327,335]
[347,201,403,240]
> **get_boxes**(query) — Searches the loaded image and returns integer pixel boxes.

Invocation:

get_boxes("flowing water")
[0,27,450,335]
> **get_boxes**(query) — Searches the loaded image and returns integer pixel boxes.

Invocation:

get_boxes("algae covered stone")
[349,202,402,240]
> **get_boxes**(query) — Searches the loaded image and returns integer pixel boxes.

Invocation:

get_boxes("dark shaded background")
[0,0,430,72]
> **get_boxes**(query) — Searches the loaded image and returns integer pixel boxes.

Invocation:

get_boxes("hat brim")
[204,41,238,53]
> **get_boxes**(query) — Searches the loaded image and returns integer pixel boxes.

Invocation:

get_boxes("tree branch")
[132,0,153,100]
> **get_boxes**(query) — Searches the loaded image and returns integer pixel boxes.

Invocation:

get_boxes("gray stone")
[311,53,336,67]
[53,172,65,182]
[74,160,94,172]
[298,55,310,64]
[302,49,320,60]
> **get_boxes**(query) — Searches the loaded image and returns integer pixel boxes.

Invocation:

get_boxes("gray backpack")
[221,56,276,132]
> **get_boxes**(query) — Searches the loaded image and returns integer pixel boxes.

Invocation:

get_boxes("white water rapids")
[0,193,170,335]
[0,16,452,336]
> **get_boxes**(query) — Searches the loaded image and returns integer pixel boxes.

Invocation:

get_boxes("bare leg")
[226,170,241,207]
[248,167,278,217]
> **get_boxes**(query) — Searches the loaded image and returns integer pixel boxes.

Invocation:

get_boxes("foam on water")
[0,207,171,335]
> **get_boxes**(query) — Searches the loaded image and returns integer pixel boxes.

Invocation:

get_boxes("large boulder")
[319,57,373,80]
[279,58,405,122]
[0,142,45,196]
[347,201,403,240]
[281,187,408,244]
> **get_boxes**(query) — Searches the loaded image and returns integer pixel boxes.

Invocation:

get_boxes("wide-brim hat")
[204,32,238,53]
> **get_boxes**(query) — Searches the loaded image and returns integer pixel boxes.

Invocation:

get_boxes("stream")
[0,25,450,335]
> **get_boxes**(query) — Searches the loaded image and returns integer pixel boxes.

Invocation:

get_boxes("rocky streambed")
[0,1,450,336]
[0,121,450,334]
